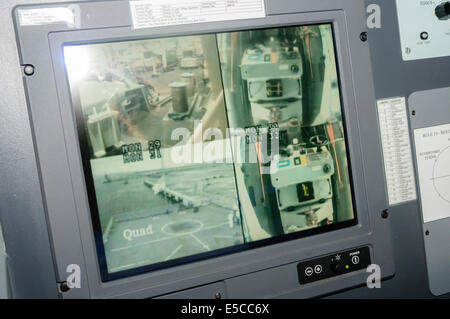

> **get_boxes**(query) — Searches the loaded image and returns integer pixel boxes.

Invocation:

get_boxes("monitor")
[12,0,395,298]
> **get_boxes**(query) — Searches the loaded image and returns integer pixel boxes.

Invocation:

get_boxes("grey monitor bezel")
[13,0,395,298]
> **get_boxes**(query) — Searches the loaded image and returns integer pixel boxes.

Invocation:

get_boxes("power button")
[298,246,371,284]
[420,32,429,41]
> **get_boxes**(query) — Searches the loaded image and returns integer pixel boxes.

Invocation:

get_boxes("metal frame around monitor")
[13,0,394,298]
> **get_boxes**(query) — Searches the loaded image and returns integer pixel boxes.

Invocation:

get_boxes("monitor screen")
[64,23,357,281]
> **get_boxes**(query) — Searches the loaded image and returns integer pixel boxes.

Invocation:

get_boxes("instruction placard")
[377,97,417,206]
[129,0,266,29]
[414,123,450,223]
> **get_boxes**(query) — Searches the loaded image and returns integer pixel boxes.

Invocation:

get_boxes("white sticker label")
[18,7,75,26]
[414,124,450,223]
[129,0,266,29]
[377,97,417,206]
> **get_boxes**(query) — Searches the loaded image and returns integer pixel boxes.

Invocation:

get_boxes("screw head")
[323,164,332,173]
[59,282,70,293]
[425,230,430,236]
[215,292,222,299]
[381,209,389,219]
[360,32,368,42]
[23,64,35,76]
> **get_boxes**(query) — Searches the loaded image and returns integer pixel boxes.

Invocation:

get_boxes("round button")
[352,256,360,265]
[305,267,314,276]
[314,265,323,274]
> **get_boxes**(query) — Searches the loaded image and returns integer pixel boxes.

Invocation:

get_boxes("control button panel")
[396,0,450,61]
[297,247,371,284]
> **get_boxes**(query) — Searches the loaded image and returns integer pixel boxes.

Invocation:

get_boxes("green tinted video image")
[64,24,355,277]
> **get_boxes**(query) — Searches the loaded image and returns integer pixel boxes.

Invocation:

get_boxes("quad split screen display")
[64,24,356,280]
